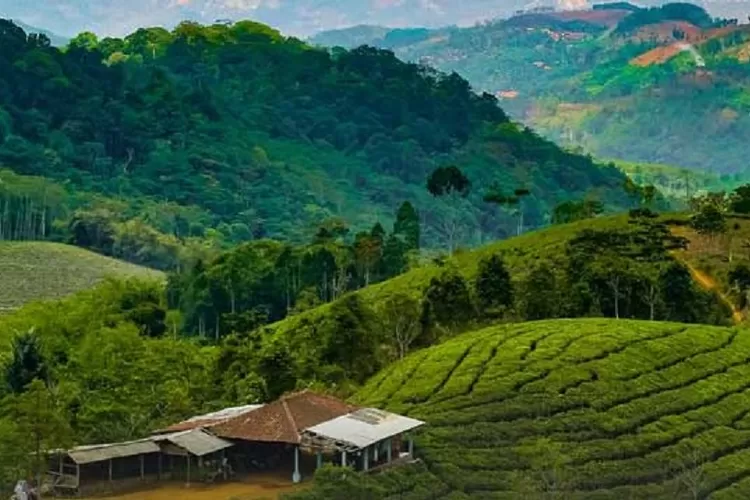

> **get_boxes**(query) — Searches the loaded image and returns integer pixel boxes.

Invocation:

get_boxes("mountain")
[312,3,750,176]
[0,18,637,274]
[3,0,747,39]
[292,318,750,498]
[11,20,69,46]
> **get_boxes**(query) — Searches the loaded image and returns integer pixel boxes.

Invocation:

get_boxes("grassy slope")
[0,242,163,312]
[265,215,633,336]
[353,318,750,498]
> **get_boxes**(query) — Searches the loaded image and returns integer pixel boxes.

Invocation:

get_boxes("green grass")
[0,241,163,312]
[350,319,750,498]
[266,214,634,339]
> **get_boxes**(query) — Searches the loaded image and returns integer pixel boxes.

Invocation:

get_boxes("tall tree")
[475,253,514,316]
[378,292,422,360]
[393,201,420,252]
[427,165,470,253]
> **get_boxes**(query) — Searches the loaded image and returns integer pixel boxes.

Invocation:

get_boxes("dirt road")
[680,259,743,324]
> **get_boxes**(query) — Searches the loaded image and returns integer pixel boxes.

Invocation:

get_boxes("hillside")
[312,3,750,176]
[293,318,750,498]
[0,19,635,272]
[249,211,731,401]
[0,241,162,312]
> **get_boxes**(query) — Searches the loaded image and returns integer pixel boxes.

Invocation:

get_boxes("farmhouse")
[47,390,424,496]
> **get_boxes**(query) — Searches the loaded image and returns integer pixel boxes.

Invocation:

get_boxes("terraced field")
[353,319,750,499]
[0,242,163,312]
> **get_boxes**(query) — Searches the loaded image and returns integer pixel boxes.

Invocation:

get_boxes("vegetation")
[312,4,750,177]
[294,319,750,498]
[0,241,162,312]
[0,18,634,272]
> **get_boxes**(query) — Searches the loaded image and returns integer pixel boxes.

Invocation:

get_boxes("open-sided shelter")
[301,408,424,472]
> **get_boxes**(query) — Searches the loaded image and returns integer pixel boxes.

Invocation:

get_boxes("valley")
[0,3,750,499]
[311,2,750,177]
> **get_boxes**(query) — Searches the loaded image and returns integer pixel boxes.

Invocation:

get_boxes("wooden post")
[408,435,414,457]
[140,454,145,480]
[221,449,227,480]
[316,452,323,469]
[363,446,369,472]
[187,455,191,487]
[341,450,347,467]
[386,438,392,463]
[109,458,113,482]
[158,453,163,480]
[374,444,379,463]
[76,463,80,489]
[59,454,63,476]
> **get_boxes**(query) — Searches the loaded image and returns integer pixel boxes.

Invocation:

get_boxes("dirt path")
[678,257,743,324]
[84,477,306,500]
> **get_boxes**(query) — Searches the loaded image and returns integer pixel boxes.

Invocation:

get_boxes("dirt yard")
[83,473,307,500]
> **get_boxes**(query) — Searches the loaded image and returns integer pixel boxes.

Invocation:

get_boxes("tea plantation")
[0,242,163,313]
[350,319,750,499]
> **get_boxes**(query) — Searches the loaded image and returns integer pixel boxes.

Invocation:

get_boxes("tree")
[475,253,513,316]
[690,203,726,243]
[484,184,530,236]
[427,166,470,253]
[379,293,421,360]
[730,184,750,214]
[354,232,382,286]
[10,379,72,484]
[5,329,48,394]
[729,263,750,309]
[519,263,563,320]
[552,199,603,224]
[427,166,470,198]
[393,201,420,251]
[422,269,475,333]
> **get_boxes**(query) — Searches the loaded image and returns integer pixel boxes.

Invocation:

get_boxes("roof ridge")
[281,399,299,443]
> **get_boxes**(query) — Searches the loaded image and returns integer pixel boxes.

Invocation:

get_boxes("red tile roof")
[211,390,358,444]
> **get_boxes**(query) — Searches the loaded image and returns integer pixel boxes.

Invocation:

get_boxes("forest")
[315,3,750,177]
[0,18,636,274]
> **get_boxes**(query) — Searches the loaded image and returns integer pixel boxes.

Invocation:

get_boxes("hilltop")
[250,211,731,399]
[0,19,634,272]
[312,3,750,175]
[0,241,162,312]
[293,318,750,498]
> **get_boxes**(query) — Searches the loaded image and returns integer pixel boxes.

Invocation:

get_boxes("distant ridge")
[13,19,69,46]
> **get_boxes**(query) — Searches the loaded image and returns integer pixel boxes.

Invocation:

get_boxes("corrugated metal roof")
[157,404,265,433]
[68,439,160,465]
[156,429,233,457]
[302,408,424,450]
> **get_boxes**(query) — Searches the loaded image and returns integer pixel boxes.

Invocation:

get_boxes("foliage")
[691,204,727,237]
[475,253,513,316]
[614,3,715,34]
[325,8,750,180]
[4,329,47,394]
[0,18,634,264]
[350,318,750,497]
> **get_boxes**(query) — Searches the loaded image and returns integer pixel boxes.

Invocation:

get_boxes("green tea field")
[0,242,163,312]
[352,319,750,499]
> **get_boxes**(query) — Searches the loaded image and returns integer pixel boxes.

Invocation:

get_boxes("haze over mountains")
[0,0,746,38]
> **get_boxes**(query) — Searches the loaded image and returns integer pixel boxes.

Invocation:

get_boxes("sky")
[0,0,742,38]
